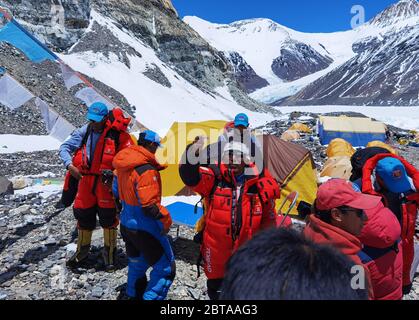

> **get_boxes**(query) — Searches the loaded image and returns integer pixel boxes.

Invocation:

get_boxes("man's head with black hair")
[138,130,161,154]
[220,228,368,300]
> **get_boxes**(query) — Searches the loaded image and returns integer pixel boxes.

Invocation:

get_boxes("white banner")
[0,74,34,110]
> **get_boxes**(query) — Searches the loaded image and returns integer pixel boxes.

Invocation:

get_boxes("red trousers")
[73,175,118,231]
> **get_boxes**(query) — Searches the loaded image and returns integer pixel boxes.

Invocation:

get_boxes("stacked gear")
[361,154,419,294]
[60,103,133,270]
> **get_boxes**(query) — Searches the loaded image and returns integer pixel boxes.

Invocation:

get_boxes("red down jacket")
[180,159,291,280]
[304,214,374,299]
[362,154,419,291]
[358,201,403,300]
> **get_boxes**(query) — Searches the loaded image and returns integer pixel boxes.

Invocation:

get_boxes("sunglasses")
[222,151,245,163]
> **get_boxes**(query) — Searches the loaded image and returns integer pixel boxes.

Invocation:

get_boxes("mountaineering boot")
[67,229,93,268]
[103,228,118,272]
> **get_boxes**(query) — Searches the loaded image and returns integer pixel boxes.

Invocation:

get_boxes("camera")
[297,201,313,220]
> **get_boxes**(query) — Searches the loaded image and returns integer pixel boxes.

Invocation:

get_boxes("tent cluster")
[280,122,311,142]
[320,137,398,181]
[0,7,141,141]
[398,130,419,148]
[155,118,401,228]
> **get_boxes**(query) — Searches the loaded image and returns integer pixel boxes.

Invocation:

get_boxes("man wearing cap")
[59,102,133,270]
[216,113,262,169]
[304,178,380,299]
[179,137,287,300]
[112,130,174,300]
[361,154,419,294]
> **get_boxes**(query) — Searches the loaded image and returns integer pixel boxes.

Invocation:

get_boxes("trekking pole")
[278,191,299,227]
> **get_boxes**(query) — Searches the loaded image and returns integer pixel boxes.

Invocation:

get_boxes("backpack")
[350,147,391,182]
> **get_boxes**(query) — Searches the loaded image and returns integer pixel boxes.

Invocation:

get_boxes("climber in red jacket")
[59,102,133,270]
[179,137,290,300]
[304,178,381,299]
[361,154,419,294]
[357,200,403,300]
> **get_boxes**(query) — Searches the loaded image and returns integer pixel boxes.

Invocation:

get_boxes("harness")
[358,240,400,264]
[195,164,261,278]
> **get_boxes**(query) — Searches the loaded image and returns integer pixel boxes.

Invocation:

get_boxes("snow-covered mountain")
[185,0,419,106]
[284,0,419,106]
[0,0,276,137]
[60,11,274,134]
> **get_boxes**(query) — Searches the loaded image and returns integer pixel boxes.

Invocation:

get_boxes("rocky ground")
[0,190,206,300]
[0,42,134,136]
[0,111,418,300]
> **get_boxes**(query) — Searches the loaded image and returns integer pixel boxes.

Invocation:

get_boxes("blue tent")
[318,116,387,147]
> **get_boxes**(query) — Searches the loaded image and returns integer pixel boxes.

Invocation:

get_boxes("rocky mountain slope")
[0,0,276,136]
[283,0,419,106]
[184,16,342,95]
[185,0,419,106]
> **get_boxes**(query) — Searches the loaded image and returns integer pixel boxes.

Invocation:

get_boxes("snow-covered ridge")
[185,0,419,105]
[370,0,419,27]
[59,10,274,135]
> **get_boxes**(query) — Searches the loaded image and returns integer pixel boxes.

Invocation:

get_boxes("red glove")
[257,177,281,204]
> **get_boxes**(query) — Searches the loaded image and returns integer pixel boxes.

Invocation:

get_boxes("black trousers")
[73,206,117,230]
[120,225,165,265]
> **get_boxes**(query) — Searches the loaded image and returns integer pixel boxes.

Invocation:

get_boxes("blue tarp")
[166,202,203,228]
[319,124,386,147]
[0,67,4,75]
[0,20,56,63]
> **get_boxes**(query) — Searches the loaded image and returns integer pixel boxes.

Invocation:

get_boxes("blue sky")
[172,0,400,32]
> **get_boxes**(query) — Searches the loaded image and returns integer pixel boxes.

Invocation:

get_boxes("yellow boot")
[103,228,118,272]
[67,229,92,268]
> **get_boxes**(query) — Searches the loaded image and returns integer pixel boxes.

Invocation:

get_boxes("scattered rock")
[0,176,14,197]
[11,176,31,190]
[91,286,104,298]
[9,204,31,216]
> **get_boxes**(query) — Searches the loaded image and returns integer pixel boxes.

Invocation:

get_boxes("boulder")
[11,176,30,190]
[0,176,14,196]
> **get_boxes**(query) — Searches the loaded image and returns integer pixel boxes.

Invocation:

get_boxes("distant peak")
[369,0,419,27]
[184,16,287,34]
[225,18,289,34]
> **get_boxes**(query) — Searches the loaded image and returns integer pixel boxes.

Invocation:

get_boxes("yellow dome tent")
[320,156,353,180]
[281,130,301,141]
[289,123,312,133]
[326,138,356,158]
[156,120,226,197]
[257,135,317,216]
[366,141,397,155]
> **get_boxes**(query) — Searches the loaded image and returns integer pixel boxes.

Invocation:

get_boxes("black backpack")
[349,147,391,182]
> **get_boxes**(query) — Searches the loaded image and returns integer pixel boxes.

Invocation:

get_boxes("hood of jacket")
[112,145,167,172]
[358,201,401,249]
[362,154,419,195]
